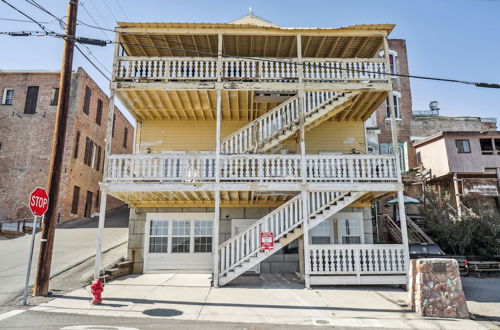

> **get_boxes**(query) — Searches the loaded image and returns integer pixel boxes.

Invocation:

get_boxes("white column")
[94,191,107,279]
[384,37,410,275]
[297,34,311,288]
[212,33,223,287]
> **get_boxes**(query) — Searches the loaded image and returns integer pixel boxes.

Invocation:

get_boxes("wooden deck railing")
[106,153,398,183]
[309,244,406,275]
[114,56,388,83]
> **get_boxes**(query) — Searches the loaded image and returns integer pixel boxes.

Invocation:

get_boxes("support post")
[23,216,39,305]
[384,37,410,276]
[34,0,78,296]
[297,34,311,288]
[213,33,223,287]
[453,173,462,218]
[92,33,119,278]
[94,192,107,278]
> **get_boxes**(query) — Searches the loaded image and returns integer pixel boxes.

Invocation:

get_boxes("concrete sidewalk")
[32,273,486,329]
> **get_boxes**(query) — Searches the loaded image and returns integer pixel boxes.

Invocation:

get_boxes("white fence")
[106,154,398,183]
[309,244,406,275]
[114,57,388,83]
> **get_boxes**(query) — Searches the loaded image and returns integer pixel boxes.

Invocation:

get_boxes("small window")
[84,137,94,166]
[123,127,128,148]
[83,86,91,115]
[495,139,500,151]
[385,92,401,118]
[95,99,103,125]
[50,88,59,106]
[73,131,80,159]
[112,114,116,137]
[149,220,169,253]
[480,138,493,155]
[96,145,101,170]
[24,86,39,114]
[171,220,190,253]
[455,139,471,153]
[2,89,14,105]
[340,219,361,244]
[95,190,100,208]
[379,49,398,74]
[71,186,80,215]
[310,220,331,244]
[194,220,212,252]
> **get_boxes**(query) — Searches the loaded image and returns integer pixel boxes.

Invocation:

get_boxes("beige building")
[98,14,411,287]
[0,68,133,222]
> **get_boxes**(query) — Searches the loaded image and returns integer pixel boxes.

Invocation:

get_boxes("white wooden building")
[96,14,410,287]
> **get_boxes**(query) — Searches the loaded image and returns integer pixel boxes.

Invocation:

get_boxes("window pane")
[455,140,470,153]
[195,220,212,235]
[342,236,361,244]
[150,220,168,236]
[172,220,190,235]
[172,237,190,253]
[311,236,330,244]
[480,139,493,154]
[495,139,500,151]
[149,237,168,253]
[194,237,212,252]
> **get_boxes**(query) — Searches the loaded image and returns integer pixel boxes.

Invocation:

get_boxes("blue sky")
[1,0,499,122]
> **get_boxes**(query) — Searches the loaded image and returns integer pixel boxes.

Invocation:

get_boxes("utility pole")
[33,0,78,296]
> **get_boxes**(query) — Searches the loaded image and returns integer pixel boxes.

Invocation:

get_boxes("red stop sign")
[29,187,49,216]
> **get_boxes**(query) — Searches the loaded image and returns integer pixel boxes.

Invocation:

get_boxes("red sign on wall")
[29,187,49,216]
[260,232,274,251]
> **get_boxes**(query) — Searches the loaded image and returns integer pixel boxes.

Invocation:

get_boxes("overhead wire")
[2,0,500,88]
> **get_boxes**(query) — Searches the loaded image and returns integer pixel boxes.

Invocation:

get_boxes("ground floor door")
[231,219,260,273]
[84,191,93,218]
[144,213,214,273]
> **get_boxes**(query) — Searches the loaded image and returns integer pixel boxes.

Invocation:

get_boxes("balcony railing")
[106,153,398,184]
[114,56,388,83]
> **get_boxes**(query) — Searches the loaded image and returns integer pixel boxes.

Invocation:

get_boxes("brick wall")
[411,116,497,139]
[0,68,134,221]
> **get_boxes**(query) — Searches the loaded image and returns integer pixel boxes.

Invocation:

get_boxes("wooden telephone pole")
[33,0,78,296]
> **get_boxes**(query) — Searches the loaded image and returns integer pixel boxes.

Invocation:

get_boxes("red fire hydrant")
[90,278,104,304]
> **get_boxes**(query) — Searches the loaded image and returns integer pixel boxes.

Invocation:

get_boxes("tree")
[419,188,500,257]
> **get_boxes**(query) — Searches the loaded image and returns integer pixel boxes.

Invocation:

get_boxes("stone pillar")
[408,258,469,319]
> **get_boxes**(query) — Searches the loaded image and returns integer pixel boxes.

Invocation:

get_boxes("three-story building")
[98,14,410,287]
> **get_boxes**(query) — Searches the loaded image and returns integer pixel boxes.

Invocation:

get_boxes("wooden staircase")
[218,191,365,286]
[380,214,434,244]
[220,91,358,154]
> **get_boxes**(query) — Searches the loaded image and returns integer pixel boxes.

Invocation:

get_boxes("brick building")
[0,67,133,222]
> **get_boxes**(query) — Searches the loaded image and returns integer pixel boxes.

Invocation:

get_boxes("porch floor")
[32,273,484,328]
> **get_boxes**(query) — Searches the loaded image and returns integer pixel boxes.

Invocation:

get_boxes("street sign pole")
[23,215,39,305]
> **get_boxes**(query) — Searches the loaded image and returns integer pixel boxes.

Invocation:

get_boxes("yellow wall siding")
[139,119,366,154]
[305,120,366,154]
[139,120,250,152]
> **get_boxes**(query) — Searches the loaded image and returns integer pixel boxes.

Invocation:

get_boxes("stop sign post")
[24,187,49,305]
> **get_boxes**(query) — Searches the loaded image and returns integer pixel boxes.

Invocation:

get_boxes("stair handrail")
[406,216,434,244]
[220,91,340,153]
[218,194,302,250]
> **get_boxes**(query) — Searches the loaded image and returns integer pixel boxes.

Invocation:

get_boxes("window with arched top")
[379,49,399,74]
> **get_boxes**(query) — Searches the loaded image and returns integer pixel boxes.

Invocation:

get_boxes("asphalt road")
[0,309,316,330]
[0,210,129,305]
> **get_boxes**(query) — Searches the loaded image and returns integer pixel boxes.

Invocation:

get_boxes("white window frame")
[309,219,333,244]
[385,91,401,119]
[2,88,14,105]
[144,213,214,273]
[335,212,365,245]
[379,49,399,74]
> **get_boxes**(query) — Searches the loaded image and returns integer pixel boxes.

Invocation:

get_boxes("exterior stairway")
[380,214,434,244]
[218,191,365,286]
[221,91,358,154]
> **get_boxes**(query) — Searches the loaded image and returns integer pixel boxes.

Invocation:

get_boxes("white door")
[231,219,260,273]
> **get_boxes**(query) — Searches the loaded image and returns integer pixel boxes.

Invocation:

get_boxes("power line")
[112,0,129,21]
[75,44,111,81]
[101,0,119,23]
[2,1,499,89]
[0,16,50,23]
[78,1,112,40]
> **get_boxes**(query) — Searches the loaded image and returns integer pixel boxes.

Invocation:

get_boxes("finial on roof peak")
[249,7,254,15]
